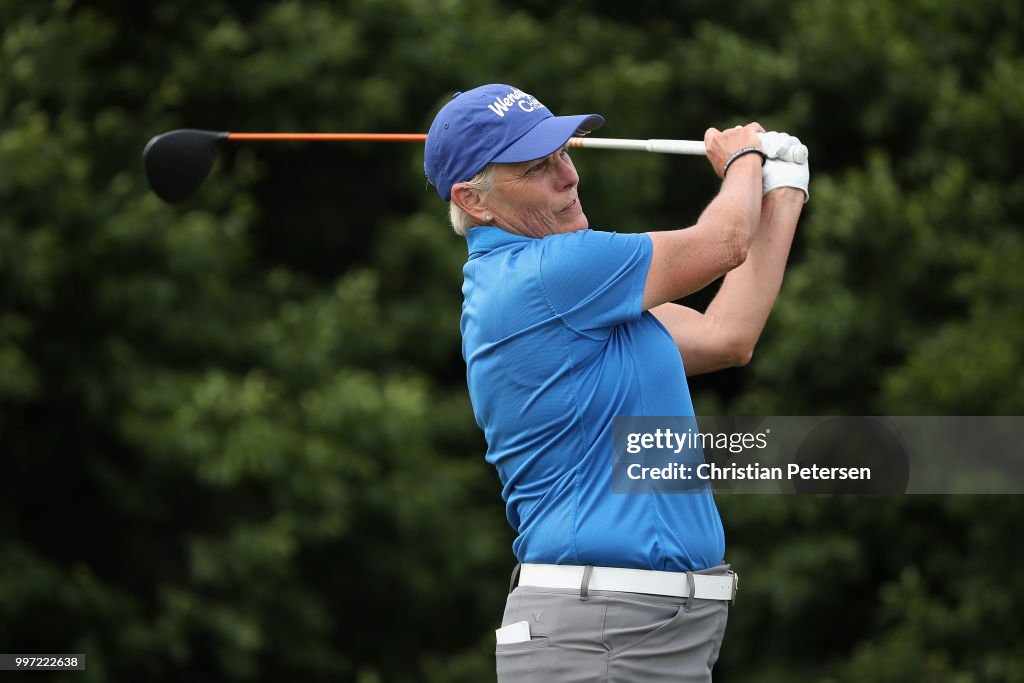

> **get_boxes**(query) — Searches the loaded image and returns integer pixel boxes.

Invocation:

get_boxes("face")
[483,146,587,238]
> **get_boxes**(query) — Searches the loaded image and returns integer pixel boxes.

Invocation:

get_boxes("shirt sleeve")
[537,229,653,334]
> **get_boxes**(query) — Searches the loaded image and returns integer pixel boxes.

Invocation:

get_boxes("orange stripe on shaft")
[227,133,427,142]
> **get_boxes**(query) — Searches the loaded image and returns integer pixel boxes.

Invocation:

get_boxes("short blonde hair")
[449,164,497,236]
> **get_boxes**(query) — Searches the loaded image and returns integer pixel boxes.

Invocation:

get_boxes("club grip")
[645,139,707,155]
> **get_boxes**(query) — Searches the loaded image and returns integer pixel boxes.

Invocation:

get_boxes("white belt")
[519,563,738,602]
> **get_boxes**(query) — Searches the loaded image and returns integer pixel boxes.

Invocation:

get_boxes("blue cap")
[424,84,604,200]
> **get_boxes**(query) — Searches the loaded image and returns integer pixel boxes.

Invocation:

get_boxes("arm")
[641,124,765,311]
[651,187,805,375]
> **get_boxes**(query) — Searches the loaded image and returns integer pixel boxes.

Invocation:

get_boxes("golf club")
[143,129,808,204]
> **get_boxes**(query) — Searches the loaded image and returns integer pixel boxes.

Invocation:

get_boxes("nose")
[556,152,579,189]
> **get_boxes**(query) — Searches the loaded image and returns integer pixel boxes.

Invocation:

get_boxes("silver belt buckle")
[729,571,739,604]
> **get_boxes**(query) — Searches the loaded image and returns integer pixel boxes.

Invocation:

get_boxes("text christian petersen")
[623,427,872,482]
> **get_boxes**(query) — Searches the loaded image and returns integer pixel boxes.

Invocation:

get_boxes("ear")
[451,183,492,225]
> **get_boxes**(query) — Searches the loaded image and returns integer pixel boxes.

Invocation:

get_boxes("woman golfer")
[424,84,807,682]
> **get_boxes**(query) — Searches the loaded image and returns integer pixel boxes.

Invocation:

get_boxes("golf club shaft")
[224,132,806,162]
[568,137,705,155]
[570,136,809,163]
[224,133,704,151]
[228,133,428,142]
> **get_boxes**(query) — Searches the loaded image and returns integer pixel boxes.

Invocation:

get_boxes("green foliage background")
[1,0,1022,680]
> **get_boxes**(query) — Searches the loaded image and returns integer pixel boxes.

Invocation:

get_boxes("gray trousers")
[496,564,731,683]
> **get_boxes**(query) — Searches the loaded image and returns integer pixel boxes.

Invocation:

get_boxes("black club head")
[143,129,229,204]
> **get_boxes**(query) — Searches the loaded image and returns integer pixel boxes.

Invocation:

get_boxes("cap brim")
[492,114,604,164]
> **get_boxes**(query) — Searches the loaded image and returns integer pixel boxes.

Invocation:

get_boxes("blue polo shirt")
[461,226,724,572]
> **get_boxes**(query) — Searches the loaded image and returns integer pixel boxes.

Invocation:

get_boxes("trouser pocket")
[603,598,684,655]
[606,598,729,683]
[496,636,551,683]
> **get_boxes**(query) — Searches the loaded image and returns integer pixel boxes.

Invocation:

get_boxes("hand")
[704,122,765,179]
[763,158,810,202]
[758,131,804,162]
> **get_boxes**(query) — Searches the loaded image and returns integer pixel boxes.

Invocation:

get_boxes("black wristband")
[722,146,767,177]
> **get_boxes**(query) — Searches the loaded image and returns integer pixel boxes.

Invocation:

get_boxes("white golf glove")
[757,131,809,201]
[757,131,804,162]
[762,157,810,202]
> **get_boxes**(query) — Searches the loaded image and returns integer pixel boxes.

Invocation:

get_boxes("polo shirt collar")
[465,226,533,259]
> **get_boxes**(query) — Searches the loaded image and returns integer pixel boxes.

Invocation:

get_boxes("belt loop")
[683,571,696,612]
[579,565,594,601]
[508,563,521,595]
